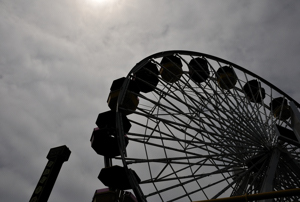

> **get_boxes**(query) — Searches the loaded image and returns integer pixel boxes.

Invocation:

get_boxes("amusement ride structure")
[90,50,300,202]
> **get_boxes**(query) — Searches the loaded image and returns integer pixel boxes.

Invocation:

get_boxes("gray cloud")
[1,0,300,201]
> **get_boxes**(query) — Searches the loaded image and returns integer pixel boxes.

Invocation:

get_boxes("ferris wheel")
[91,50,300,202]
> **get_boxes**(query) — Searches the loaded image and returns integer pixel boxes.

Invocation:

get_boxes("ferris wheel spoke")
[241,73,270,139]
[144,163,237,199]
[127,131,259,163]
[211,171,249,199]
[147,87,244,143]
[134,105,260,148]
[173,81,257,148]
[159,118,243,160]
[131,117,259,157]
[184,154,210,200]
[128,116,258,162]
[136,93,262,147]
[126,137,245,164]
[167,172,237,202]
[230,169,253,196]
[128,117,247,153]
[244,157,270,193]
[173,72,268,147]
[277,164,300,189]
[204,62,266,133]
[144,166,240,193]
[120,156,231,166]
[127,137,201,158]
[167,161,193,201]
[216,72,268,138]
[154,158,211,184]
[142,136,165,201]
[220,90,267,142]
[121,154,242,167]
[281,162,300,183]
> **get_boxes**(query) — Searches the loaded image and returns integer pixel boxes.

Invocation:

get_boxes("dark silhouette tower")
[29,145,71,202]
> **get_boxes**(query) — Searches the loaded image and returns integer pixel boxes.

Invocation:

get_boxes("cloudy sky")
[1,0,300,201]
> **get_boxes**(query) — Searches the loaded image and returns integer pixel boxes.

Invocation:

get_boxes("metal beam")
[258,148,280,202]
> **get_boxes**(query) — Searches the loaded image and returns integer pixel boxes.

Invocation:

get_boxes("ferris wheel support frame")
[259,148,280,202]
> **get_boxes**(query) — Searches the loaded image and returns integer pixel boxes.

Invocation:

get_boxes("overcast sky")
[1,0,300,201]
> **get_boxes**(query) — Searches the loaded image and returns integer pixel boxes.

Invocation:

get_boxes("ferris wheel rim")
[127,50,300,108]
[114,50,300,201]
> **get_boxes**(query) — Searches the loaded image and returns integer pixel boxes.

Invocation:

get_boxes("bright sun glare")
[90,0,108,4]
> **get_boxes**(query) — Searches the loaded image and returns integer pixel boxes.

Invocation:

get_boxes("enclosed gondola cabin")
[134,62,159,93]
[91,128,129,158]
[90,110,131,158]
[92,188,117,202]
[243,80,266,103]
[270,97,291,120]
[160,55,183,83]
[95,110,131,133]
[107,77,140,114]
[216,66,237,89]
[98,166,141,190]
[276,124,298,144]
[188,57,210,83]
[92,188,137,202]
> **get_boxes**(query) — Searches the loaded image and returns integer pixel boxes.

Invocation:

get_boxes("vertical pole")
[104,156,112,168]
[29,145,71,202]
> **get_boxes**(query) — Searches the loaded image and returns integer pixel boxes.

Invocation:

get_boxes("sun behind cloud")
[89,0,110,4]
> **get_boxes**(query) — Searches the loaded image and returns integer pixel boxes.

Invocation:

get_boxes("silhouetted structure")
[29,145,71,202]
[92,188,138,202]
